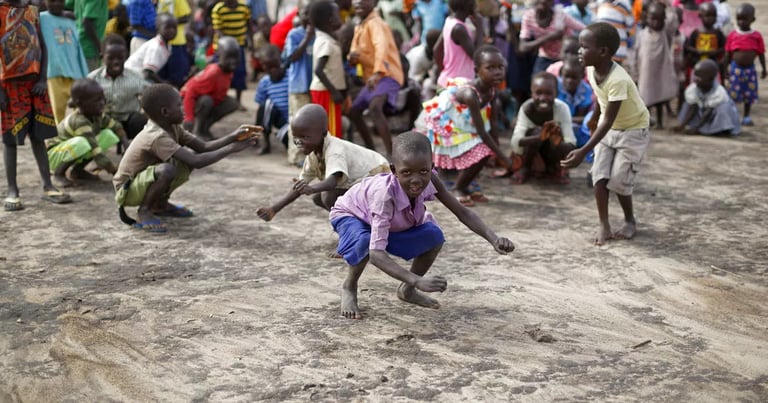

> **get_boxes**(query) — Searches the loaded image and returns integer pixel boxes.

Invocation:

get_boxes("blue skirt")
[332,216,445,266]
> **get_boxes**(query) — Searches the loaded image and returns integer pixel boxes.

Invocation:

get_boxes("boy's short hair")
[586,22,620,57]
[155,12,176,29]
[532,71,559,88]
[68,78,101,108]
[259,44,282,63]
[473,44,503,67]
[102,33,127,52]
[309,0,335,29]
[141,83,178,121]
[393,131,432,162]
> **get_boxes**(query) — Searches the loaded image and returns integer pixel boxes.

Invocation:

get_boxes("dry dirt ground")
[3,13,768,403]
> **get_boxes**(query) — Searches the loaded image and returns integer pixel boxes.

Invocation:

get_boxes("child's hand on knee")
[415,276,447,293]
[493,237,515,254]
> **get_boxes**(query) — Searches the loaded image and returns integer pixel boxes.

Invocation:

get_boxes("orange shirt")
[0,4,42,81]
[351,11,404,86]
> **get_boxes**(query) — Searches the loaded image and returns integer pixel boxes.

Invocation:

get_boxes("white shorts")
[590,127,650,196]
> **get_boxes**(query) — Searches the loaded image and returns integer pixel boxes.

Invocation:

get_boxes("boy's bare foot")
[594,224,613,246]
[341,284,362,319]
[70,166,101,181]
[614,221,636,240]
[53,174,74,188]
[397,283,440,309]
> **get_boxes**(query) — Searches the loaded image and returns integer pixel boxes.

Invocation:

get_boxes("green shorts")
[47,129,120,171]
[115,159,191,207]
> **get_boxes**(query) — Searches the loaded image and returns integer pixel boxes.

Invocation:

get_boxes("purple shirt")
[329,173,438,251]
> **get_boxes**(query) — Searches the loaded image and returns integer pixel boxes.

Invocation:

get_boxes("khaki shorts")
[590,127,650,196]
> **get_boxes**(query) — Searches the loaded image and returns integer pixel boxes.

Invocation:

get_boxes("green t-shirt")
[68,0,108,59]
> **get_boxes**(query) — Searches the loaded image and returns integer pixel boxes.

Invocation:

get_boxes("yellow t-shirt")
[156,0,191,46]
[587,63,649,130]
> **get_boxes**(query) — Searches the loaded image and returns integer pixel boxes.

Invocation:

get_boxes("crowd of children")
[1,0,765,317]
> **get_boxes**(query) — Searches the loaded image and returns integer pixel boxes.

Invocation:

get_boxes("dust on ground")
[2,9,768,403]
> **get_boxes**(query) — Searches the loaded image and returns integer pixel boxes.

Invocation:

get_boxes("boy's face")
[578,30,601,67]
[78,85,106,117]
[262,58,285,82]
[699,5,717,29]
[159,20,179,42]
[391,152,433,200]
[535,0,554,13]
[476,52,507,88]
[104,45,127,77]
[561,65,583,93]
[736,8,754,32]
[646,7,665,31]
[693,65,716,92]
[292,124,325,155]
[560,38,579,59]
[218,48,240,73]
[531,77,557,113]
[353,0,374,19]
[46,0,64,14]
[163,92,185,125]
[328,3,343,32]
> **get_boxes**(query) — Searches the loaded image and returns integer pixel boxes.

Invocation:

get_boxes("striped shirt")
[88,67,147,122]
[254,74,290,121]
[211,1,251,47]
[49,111,123,153]
[595,0,635,63]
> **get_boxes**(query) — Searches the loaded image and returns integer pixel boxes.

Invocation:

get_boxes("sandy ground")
[3,8,768,403]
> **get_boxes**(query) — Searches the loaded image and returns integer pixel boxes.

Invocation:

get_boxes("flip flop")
[457,195,475,207]
[490,168,512,178]
[470,191,489,202]
[155,204,194,217]
[4,196,23,211]
[133,218,168,233]
[40,189,72,204]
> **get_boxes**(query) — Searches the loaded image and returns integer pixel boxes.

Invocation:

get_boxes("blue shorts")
[351,76,401,114]
[159,45,191,87]
[332,216,445,266]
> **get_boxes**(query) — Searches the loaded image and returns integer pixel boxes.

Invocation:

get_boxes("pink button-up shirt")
[329,173,438,251]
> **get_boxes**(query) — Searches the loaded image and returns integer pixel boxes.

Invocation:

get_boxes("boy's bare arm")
[83,18,102,58]
[674,103,698,131]
[172,135,257,169]
[368,250,447,292]
[297,173,342,195]
[314,56,344,104]
[561,100,620,168]
[186,124,262,153]
[431,174,515,254]
[257,188,302,220]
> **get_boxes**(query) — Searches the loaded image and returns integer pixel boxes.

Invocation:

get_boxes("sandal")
[133,218,168,233]
[457,195,475,207]
[40,189,72,204]
[470,191,489,203]
[4,196,23,211]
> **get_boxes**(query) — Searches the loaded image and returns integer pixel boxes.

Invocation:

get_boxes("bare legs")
[348,94,393,158]
[136,163,177,230]
[594,178,637,245]
[4,140,60,198]
[341,244,443,319]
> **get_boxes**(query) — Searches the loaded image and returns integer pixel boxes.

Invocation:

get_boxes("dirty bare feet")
[397,283,440,309]
[594,224,613,246]
[614,220,637,240]
[341,283,362,319]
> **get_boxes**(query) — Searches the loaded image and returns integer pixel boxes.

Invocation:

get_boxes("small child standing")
[685,3,726,80]
[309,0,346,139]
[256,104,389,221]
[180,36,241,139]
[284,1,315,166]
[561,23,650,246]
[330,131,515,319]
[436,0,483,87]
[419,46,513,206]
[724,3,766,126]
[114,84,260,233]
[47,78,129,187]
[675,59,741,136]
[211,0,253,107]
[633,2,679,129]
[1,0,71,211]
[40,0,89,124]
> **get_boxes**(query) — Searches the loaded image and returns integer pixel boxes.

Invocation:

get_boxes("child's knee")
[154,163,177,181]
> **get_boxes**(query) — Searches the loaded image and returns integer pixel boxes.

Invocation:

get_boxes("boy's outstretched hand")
[493,237,515,254]
[234,124,263,141]
[561,148,586,168]
[415,276,447,293]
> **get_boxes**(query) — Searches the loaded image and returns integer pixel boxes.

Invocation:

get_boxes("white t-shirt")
[299,135,389,188]
[124,35,171,74]
[405,44,432,83]
[511,98,577,154]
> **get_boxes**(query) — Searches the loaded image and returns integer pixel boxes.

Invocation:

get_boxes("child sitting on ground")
[510,72,577,185]
[180,36,241,139]
[723,3,766,126]
[561,23,651,246]
[330,131,515,319]
[418,45,514,207]
[47,78,129,188]
[254,45,290,155]
[309,0,347,139]
[256,104,389,221]
[124,13,178,84]
[114,84,261,233]
[558,58,594,143]
[1,0,71,211]
[675,59,741,135]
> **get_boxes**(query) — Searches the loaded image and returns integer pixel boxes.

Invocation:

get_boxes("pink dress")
[437,17,475,88]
